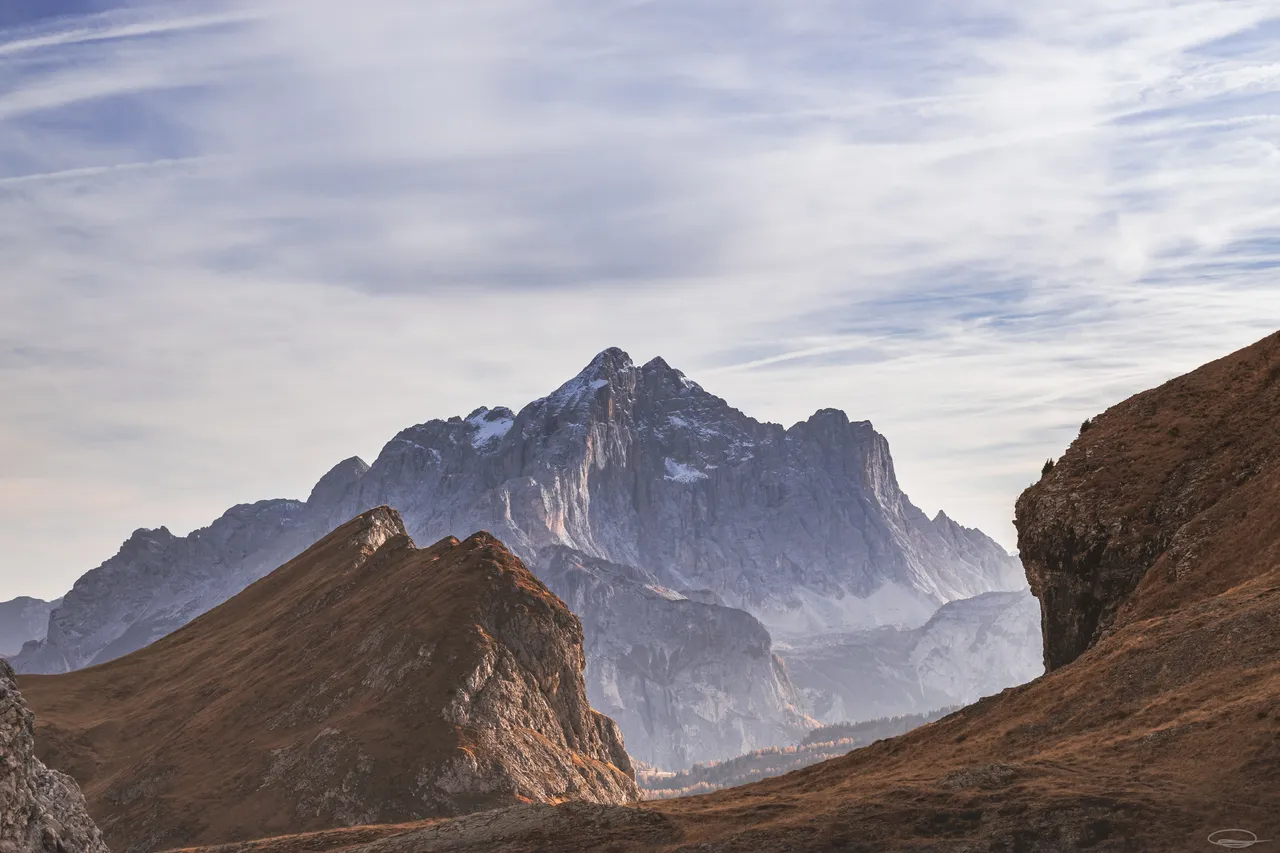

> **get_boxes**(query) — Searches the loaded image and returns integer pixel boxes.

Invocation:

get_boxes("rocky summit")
[20,508,637,853]
[0,660,106,853]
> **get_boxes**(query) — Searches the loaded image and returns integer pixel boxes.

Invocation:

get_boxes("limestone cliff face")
[1016,330,1280,670]
[0,599,59,659]
[339,349,1021,637]
[535,547,814,769]
[22,509,636,853]
[0,660,107,853]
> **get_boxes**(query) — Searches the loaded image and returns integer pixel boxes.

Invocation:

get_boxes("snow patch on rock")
[467,408,515,449]
[664,458,708,483]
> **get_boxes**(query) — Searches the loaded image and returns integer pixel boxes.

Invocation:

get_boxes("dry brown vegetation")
[21,509,636,853]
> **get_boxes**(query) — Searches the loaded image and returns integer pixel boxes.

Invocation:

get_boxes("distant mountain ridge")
[15,347,1025,766]
[639,706,958,799]
[779,590,1043,723]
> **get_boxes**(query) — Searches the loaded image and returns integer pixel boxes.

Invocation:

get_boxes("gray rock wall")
[0,660,108,853]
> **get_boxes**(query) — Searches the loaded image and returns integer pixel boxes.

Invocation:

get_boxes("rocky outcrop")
[21,509,636,853]
[780,590,1043,722]
[535,547,814,768]
[0,660,107,853]
[0,599,59,659]
[1016,329,1280,670]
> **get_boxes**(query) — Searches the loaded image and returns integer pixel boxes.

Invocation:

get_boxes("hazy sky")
[3,0,1280,601]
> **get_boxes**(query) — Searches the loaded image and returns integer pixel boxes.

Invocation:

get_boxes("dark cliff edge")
[1016,329,1280,670]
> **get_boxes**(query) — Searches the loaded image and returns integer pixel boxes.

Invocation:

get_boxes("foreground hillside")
[22,508,637,853]
[169,333,1280,852]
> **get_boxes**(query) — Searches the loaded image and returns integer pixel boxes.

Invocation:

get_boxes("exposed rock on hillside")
[0,660,107,853]
[535,547,814,768]
[21,509,636,853]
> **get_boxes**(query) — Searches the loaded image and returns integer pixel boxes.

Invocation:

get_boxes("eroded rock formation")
[0,660,107,853]
[1017,329,1280,670]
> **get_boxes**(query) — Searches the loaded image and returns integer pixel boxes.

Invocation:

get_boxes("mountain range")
[14,348,1029,767]
[20,508,637,853]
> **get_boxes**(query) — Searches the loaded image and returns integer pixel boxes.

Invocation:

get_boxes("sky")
[2,0,1280,602]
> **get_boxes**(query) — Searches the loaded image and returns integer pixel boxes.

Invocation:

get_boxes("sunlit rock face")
[335,348,1025,638]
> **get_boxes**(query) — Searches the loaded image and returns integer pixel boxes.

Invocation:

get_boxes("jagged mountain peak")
[125,524,175,543]
[788,407,875,434]
[641,355,672,371]
[586,346,635,372]
[307,456,370,506]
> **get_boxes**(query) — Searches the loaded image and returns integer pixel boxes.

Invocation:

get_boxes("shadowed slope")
[164,334,1280,852]
[21,508,637,853]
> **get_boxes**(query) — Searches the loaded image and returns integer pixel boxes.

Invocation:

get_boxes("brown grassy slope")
[169,332,1280,853]
[21,508,637,853]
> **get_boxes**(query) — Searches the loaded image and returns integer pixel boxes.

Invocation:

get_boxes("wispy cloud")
[2,0,1280,599]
